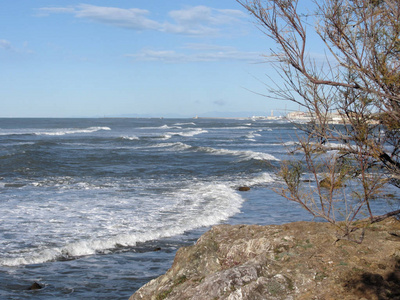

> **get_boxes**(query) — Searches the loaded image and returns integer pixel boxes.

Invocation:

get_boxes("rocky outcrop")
[130,218,400,300]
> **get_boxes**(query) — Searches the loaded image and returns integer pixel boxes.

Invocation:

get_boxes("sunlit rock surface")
[130,218,400,300]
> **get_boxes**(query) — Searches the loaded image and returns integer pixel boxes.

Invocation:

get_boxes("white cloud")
[0,39,33,54]
[38,7,76,15]
[37,4,247,36]
[127,49,186,63]
[39,4,160,30]
[184,43,239,51]
[164,6,247,35]
[75,4,160,30]
[0,39,13,51]
[126,47,262,63]
[168,6,245,26]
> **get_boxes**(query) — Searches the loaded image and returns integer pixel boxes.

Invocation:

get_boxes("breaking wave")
[0,182,243,267]
[194,145,280,161]
[0,127,111,136]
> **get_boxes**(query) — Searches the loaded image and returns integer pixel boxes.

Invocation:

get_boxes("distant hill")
[106,111,275,119]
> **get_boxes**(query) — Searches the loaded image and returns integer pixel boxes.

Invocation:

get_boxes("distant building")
[286,111,312,122]
[285,111,378,124]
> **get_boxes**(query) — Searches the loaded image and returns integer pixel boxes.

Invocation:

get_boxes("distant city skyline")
[0,0,314,118]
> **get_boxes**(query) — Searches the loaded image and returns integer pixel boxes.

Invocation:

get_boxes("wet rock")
[28,282,43,290]
[238,186,251,191]
[130,217,400,300]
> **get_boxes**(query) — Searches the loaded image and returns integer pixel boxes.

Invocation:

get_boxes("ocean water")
[0,118,395,299]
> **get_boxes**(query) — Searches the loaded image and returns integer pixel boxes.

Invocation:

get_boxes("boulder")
[130,217,400,299]
[28,282,43,290]
[238,186,251,192]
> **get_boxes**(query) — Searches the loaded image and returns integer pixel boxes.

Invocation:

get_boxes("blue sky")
[0,0,305,118]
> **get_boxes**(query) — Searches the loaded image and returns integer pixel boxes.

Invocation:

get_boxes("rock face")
[130,218,400,300]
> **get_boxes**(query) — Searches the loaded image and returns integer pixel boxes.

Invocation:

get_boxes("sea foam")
[0,181,244,267]
[194,146,280,161]
[0,126,111,136]
[39,126,111,136]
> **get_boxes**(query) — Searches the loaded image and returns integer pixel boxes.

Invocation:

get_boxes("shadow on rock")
[346,259,400,299]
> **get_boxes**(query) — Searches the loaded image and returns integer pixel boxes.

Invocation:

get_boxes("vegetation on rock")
[130,218,400,299]
[237,0,400,241]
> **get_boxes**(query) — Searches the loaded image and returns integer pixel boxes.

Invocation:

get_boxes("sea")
[0,118,396,299]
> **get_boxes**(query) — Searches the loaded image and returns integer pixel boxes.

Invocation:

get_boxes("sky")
[0,0,309,118]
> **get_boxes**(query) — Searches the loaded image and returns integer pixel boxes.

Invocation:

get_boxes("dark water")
[0,118,395,299]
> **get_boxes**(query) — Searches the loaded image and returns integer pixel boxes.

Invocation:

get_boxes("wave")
[173,122,196,126]
[157,129,208,140]
[194,145,280,161]
[246,172,276,186]
[266,141,299,147]
[147,141,279,161]
[168,129,208,137]
[0,127,111,136]
[143,125,182,130]
[158,134,172,140]
[160,124,183,129]
[0,230,169,267]
[245,130,262,140]
[39,127,111,136]
[165,142,192,151]
[121,135,140,141]
[0,182,244,267]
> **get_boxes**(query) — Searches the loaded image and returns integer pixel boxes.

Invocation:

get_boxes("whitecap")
[148,142,192,151]
[121,136,139,141]
[169,142,192,151]
[0,126,111,136]
[36,127,111,136]
[246,172,276,186]
[174,122,196,126]
[245,131,261,140]
[195,146,280,161]
[158,134,172,140]
[167,129,208,137]
[0,182,245,267]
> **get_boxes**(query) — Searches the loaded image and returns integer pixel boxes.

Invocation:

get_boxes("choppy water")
[0,118,395,299]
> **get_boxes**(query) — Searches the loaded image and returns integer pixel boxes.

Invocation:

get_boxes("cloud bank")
[0,39,32,54]
[38,4,247,36]
[126,47,262,63]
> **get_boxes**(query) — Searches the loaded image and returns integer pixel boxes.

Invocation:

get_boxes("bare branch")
[239,0,400,241]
